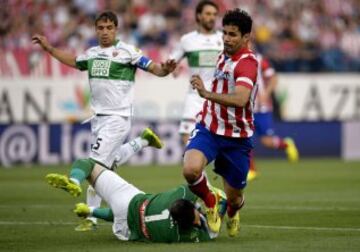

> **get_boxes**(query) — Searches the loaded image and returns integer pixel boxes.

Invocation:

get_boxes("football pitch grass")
[0,159,359,252]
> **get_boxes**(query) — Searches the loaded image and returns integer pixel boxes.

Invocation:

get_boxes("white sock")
[69,178,80,186]
[86,185,101,224]
[115,137,146,166]
[141,138,149,147]
[89,207,95,216]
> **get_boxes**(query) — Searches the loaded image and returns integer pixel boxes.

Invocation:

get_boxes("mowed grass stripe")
[1,159,360,252]
[1,204,360,211]
[1,220,359,232]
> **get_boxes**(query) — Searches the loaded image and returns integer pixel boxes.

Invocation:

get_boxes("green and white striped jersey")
[171,31,223,93]
[75,40,152,116]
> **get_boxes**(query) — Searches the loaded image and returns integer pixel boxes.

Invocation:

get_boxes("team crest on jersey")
[214,69,230,80]
[112,51,119,57]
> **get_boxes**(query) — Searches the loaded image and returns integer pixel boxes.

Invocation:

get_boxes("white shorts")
[179,93,204,134]
[94,170,144,240]
[89,115,131,168]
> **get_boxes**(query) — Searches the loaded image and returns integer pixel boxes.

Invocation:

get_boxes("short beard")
[201,22,215,32]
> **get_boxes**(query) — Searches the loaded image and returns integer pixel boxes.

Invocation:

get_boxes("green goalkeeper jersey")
[127,185,214,243]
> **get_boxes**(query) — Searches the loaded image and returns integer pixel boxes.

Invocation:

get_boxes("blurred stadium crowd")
[0,0,359,72]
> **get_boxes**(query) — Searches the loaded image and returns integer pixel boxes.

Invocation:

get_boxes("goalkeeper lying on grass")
[46,161,226,243]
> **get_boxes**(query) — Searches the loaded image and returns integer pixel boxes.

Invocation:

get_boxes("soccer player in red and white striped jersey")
[198,47,258,138]
[182,8,257,237]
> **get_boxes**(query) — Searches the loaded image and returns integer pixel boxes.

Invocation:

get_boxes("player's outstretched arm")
[147,59,177,77]
[32,34,77,68]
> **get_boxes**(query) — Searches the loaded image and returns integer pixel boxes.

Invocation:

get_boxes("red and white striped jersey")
[198,48,258,138]
[253,54,276,113]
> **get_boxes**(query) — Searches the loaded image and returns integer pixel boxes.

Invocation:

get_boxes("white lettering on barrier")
[0,122,186,167]
[0,124,92,167]
[61,124,72,163]
[0,125,37,167]
[277,74,360,121]
[39,124,60,164]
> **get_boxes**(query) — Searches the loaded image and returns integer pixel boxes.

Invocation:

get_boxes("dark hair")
[95,11,118,27]
[170,199,195,231]
[222,8,252,35]
[195,0,219,23]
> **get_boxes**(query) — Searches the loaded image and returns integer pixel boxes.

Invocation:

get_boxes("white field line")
[0,205,71,209]
[245,205,360,211]
[243,224,360,232]
[0,221,359,232]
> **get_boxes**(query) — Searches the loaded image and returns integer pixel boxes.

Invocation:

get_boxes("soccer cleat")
[227,211,240,237]
[284,138,299,163]
[74,219,97,232]
[205,193,222,233]
[247,170,258,182]
[141,128,164,149]
[74,203,91,218]
[208,185,227,218]
[45,173,82,197]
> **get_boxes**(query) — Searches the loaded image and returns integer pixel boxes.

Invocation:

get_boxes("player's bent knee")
[183,149,207,183]
[182,165,202,183]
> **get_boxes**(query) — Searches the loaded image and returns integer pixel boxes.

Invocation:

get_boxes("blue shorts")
[185,123,253,189]
[254,112,275,137]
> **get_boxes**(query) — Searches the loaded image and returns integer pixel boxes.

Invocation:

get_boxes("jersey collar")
[112,39,120,46]
[226,47,253,61]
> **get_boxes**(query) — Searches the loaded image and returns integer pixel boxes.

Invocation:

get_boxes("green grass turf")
[0,159,359,252]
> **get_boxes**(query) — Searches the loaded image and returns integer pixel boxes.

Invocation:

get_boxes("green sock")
[92,208,114,222]
[69,158,96,184]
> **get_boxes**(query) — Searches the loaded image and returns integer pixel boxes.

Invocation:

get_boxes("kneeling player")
[46,162,226,242]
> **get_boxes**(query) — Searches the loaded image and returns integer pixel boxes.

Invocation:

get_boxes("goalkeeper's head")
[170,199,200,231]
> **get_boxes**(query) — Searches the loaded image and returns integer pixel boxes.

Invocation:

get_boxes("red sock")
[273,137,288,150]
[227,198,245,218]
[189,173,215,208]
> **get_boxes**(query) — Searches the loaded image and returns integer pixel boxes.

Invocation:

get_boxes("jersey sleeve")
[234,57,258,89]
[169,39,185,62]
[126,44,153,71]
[75,50,89,71]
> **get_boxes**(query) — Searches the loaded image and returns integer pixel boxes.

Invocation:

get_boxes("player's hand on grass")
[32,34,53,53]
